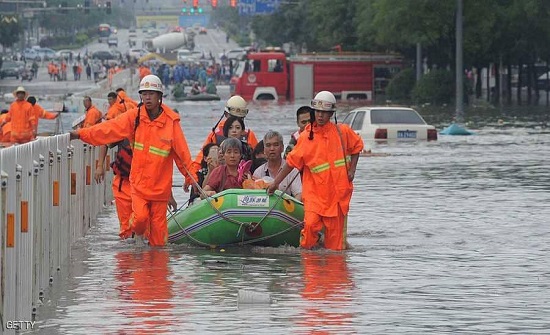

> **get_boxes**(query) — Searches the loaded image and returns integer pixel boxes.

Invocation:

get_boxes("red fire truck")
[230,51,403,102]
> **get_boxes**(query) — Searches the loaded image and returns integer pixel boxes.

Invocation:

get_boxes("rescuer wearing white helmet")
[184,94,260,194]
[70,74,195,247]
[267,90,364,251]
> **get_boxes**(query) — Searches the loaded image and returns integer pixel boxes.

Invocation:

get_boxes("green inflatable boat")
[167,189,304,248]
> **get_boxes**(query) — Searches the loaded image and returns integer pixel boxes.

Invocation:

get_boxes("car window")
[351,111,365,130]
[370,109,426,124]
[342,112,355,126]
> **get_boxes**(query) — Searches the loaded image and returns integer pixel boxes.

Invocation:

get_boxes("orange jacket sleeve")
[78,110,135,146]
[172,123,194,184]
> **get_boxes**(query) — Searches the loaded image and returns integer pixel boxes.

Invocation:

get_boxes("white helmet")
[225,95,248,118]
[138,75,163,94]
[311,90,336,112]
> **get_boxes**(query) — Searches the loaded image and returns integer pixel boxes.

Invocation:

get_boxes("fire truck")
[230,51,403,102]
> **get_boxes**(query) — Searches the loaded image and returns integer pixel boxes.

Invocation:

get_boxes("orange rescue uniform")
[112,174,133,239]
[78,104,193,246]
[286,122,363,250]
[6,100,37,143]
[82,105,102,128]
[117,90,138,110]
[32,103,58,133]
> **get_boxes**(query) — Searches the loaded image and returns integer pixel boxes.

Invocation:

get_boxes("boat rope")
[168,159,303,246]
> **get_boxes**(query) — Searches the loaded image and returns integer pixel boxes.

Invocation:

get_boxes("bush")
[386,68,415,102]
[412,69,454,105]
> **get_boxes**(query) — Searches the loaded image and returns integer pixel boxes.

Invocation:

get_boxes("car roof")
[349,106,415,112]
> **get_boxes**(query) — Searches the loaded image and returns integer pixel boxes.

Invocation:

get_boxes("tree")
[0,15,23,48]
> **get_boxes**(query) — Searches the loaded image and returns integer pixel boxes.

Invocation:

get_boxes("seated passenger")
[202,138,247,197]
[189,143,220,203]
[223,115,253,161]
[253,130,302,201]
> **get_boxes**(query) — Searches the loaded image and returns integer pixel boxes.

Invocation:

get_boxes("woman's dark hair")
[252,140,264,159]
[223,115,246,138]
[202,142,218,159]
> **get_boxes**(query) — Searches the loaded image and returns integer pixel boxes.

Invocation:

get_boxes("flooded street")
[29,103,550,334]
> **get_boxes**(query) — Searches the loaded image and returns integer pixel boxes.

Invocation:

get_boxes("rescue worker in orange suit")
[284,105,313,159]
[27,96,60,134]
[81,96,102,128]
[94,94,134,239]
[0,109,11,143]
[1,86,37,144]
[105,91,122,120]
[70,75,194,246]
[95,95,177,240]
[300,252,354,330]
[267,91,363,251]
[116,87,138,111]
[184,95,259,192]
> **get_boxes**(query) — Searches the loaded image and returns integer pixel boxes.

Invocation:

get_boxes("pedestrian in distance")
[1,86,36,144]
[267,91,364,251]
[70,75,194,247]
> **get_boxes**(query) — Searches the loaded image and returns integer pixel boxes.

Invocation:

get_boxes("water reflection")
[114,249,174,334]
[299,252,356,334]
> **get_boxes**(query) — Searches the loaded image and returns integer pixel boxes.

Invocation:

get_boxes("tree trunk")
[527,63,533,105]
[486,64,491,102]
[475,66,482,98]
[517,63,522,105]
[506,63,512,105]
[494,62,500,105]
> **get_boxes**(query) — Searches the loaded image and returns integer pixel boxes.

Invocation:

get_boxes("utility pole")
[455,0,464,122]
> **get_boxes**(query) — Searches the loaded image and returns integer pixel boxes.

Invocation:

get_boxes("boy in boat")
[267,91,363,251]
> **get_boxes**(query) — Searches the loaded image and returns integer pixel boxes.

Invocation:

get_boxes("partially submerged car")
[342,106,437,141]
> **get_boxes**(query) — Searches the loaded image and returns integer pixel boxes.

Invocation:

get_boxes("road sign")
[238,0,280,16]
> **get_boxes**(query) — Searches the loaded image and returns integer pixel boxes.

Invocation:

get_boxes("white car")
[128,48,149,60]
[342,106,438,141]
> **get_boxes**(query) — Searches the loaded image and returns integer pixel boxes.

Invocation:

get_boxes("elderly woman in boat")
[201,137,251,198]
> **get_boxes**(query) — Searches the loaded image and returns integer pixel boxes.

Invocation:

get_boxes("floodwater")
[28,102,550,334]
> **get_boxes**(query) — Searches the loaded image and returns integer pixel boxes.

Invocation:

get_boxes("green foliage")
[412,69,454,105]
[386,68,416,102]
[0,15,23,48]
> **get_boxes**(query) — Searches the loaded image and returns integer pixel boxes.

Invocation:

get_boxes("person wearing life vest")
[71,75,194,247]
[81,96,102,128]
[267,91,364,251]
[27,96,60,134]
[2,86,37,144]
[184,95,258,192]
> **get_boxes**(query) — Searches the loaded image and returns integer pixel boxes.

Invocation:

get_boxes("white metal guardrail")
[0,135,113,334]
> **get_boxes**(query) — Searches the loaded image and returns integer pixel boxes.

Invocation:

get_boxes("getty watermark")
[5,320,36,330]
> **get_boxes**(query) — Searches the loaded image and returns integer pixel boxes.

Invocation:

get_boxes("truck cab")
[231,52,288,101]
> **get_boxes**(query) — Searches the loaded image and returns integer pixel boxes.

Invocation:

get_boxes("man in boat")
[184,95,259,193]
[267,91,363,251]
[253,130,302,201]
[70,74,194,247]
[284,105,314,159]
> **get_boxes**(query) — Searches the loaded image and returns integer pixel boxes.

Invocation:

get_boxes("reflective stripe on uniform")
[134,142,144,150]
[334,155,351,168]
[310,162,330,173]
[149,146,170,157]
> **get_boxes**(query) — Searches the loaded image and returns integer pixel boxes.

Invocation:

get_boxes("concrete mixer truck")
[142,32,190,52]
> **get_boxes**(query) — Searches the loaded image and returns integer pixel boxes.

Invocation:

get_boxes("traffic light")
[211,0,218,8]
[198,7,203,13]
[182,7,187,13]
[84,0,90,14]
[190,7,195,14]
[230,0,237,8]
[192,0,198,9]
[106,1,111,14]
